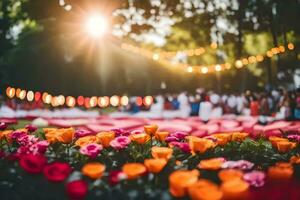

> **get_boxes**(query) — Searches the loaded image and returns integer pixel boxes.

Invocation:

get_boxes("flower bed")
[1,123,300,200]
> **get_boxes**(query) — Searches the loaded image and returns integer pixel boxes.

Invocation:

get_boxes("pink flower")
[170,131,188,140]
[16,140,49,155]
[25,124,38,133]
[17,135,38,146]
[10,130,27,140]
[222,160,254,170]
[170,141,191,153]
[110,136,131,150]
[17,146,30,155]
[75,129,93,138]
[0,122,7,130]
[165,136,180,143]
[243,170,266,187]
[80,143,103,158]
[111,128,130,137]
[29,140,49,154]
[287,135,300,143]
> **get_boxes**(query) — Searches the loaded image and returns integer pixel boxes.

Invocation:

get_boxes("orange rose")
[276,141,296,153]
[0,130,13,142]
[218,169,243,182]
[75,135,99,147]
[96,131,115,147]
[211,133,232,146]
[198,158,225,170]
[122,163,147,179]
[290,155,300,164]
[188,136,215,154]
[268,136,288,147]
[56,128,75,143]
[45,129,59,143]
[144,124,158,135]
[155,131,169,142]
[188,179,223,200]
[130,133,151,144]
[144,158,167,173]
[268,162,293,180]
[82,162,105,179]
[151,146,173,160]
[43,128,57,133]
[231,132,249,142]
[221,179,249,200]
[169,170,199,197]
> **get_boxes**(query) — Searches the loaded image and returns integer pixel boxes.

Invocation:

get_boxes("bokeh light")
[26,91,34,102]
[98,96,110,108]
[77,96,85,106]
[6,87,15,98]
[90,96,98,107]
[66,96,76,107]
[44,94,52,104]
[19,90,26,100]
[120,96,129,106]
[110,95,120,107]
[34,92,41,102]
[143,96,153,106]
[136,96,143,106]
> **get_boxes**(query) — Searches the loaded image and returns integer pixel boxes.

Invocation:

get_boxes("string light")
[121,42,219,60]
[44,94,52,104]
[26,91,34,102]
[120,96,129,106]
[288,43,294,50]
[121,42,295,74]
[215,64,222,72]
[5,86,154,109]
[187,66,193,73]
[16,88,21,98]
[51,96,59,107]
[201,67,208,74]
[34,92,41,102]
[66,96,76,107]
[90,96,98,107]
[57,95,65,106]
[98,96,109,108]
[136,97,143,106]
[19,90,26,100]
[84,97,91,108]
[143,96,153,106]
[77,96,85,106]
[6,87,15,98]
[110,95,120,107]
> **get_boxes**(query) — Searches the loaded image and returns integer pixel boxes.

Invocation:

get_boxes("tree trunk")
[237,1,246,92]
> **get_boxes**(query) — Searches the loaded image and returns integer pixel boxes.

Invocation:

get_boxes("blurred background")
[0,0,299,96]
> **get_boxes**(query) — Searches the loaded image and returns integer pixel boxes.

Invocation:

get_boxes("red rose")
[43,162,72,182]
[66,180,88,200]
[19,154,47,174]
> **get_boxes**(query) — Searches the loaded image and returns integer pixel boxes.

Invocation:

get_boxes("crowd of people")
[125,88,300,121]
[1,88,300,121]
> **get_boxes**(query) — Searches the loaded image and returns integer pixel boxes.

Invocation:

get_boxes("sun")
[85,14,108,38]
